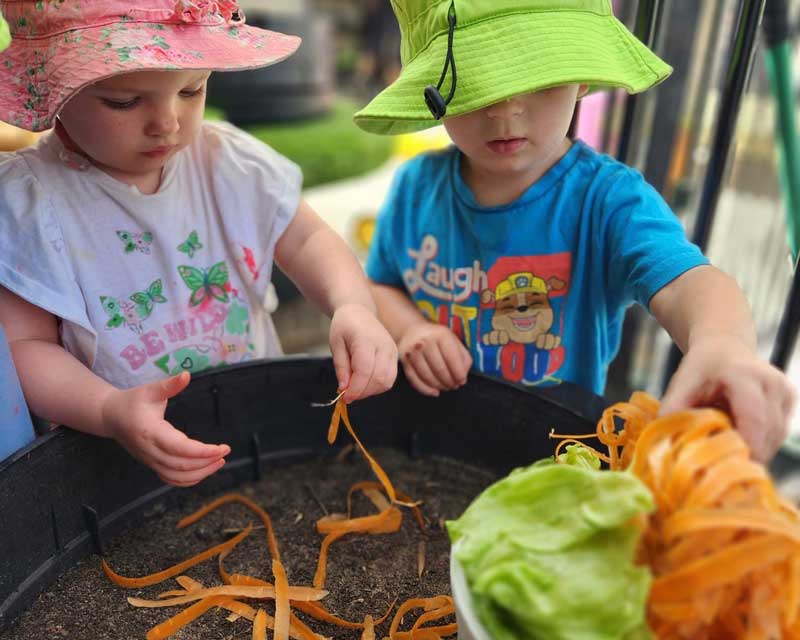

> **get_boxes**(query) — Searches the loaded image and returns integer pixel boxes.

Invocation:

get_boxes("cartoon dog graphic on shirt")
[480,272,565,348]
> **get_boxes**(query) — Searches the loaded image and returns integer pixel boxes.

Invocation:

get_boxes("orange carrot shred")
[313,530,348,589]
[253,609,268,640]
[102,523,253,589]
[145,596,229,640]
[273,559,290,640]
[389,597,451,638]
[589,392,800,638]
[292,599,396,629]
[327,399,342,444]
[361,614,375,640]
[177,493,281,563]
[411,602,455,630]
[106,394,451,640]
[332,398,397,504]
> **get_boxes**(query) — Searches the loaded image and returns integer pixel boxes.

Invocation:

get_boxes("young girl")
[0,0,398,486]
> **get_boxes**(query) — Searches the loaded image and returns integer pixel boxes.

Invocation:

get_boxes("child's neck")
[461,137,573,208]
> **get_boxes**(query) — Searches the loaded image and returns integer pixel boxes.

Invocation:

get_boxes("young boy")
[354,0,795,462]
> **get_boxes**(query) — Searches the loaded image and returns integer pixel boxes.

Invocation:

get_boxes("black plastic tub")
[0,357,604,631]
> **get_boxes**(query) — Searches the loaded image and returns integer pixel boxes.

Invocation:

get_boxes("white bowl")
[450,550,494,640]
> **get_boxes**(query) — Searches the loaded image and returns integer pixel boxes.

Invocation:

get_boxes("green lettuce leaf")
[448,449,654,640]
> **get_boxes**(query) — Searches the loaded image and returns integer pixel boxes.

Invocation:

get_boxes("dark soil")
[1,449,496,640]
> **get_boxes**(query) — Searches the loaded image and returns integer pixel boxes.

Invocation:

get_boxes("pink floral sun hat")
[0,0,302,131]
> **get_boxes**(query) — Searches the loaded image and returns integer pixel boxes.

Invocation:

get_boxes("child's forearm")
[291,226,376,314]
[370,282,429,343]
[650,265,757,353]
[9,338,117,438]
[276,201,376,316]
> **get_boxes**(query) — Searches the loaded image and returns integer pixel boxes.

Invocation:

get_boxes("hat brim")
[0,21,301,131]
[0,13,10,53]
[354,11,672,135]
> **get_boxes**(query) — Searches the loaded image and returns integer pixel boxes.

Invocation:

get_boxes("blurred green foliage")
[244,100,394,189]
[204,105,226,121]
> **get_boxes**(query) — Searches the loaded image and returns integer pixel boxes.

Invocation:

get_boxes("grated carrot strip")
[594,393,800,636]
[552,438,610,464]
[102,523,253,588]
[649,535,795,602]
[145,596,229,640]
[333,399,397,503]
[361,614,375,640]
[253,609,268,640]
[661,508,800,544]
[313,530,348,589]
[389,597,451,638]
[273,559,290,640]
[327,399,342,444]
[410,602,454,630]
[346,481,425,529]
[292,599,396,629]
[128,583,327,608]
[177,493,282,563]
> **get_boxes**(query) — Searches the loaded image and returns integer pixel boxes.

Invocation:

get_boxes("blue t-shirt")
[366,141,709,395]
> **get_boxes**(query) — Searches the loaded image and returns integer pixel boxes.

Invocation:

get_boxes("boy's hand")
[329,303,398,403]
[102,372,230,487]
[397,322,472,397]
[660,337,796,462]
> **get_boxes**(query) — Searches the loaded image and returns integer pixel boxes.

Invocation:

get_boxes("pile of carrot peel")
[553,391,800,639]
[102,398,455,640]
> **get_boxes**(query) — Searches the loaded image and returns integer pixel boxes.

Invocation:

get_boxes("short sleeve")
[200,122,303,298]
[365,162,409,288]
[602,167,709,310]
[0,154,92,332]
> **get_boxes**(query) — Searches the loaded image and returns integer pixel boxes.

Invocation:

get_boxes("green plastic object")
[765,41,800,258]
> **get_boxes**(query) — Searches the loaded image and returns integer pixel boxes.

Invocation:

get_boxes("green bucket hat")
[0,9,10,52]
[354,0,672,135]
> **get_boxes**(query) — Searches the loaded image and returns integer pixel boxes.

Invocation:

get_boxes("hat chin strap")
[423,0,458,120]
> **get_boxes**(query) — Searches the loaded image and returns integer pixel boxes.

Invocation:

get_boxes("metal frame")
[662,0,769,386]
[616,0,666,164]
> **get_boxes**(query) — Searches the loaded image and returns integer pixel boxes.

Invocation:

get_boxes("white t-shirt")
[0,121,302,388]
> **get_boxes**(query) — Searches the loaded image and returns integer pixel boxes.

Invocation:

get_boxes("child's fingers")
[726,378,772,461]
[330,335,351,394]
[658,368,701,417]
[764,367,796,425]
[439,338,470,386]
[759,375,792,457]
[402,360,440,397]
[155,423,230,459]
[421,343,458,389]
[402,346,441,391]
[360,346,398,399]
[460,343,474,371]
[344,341,377,402]
[150,450,229,473]
[148,371,191,402]
[380,345,399,389]
[783,380,797,422]
[157,458,227,487]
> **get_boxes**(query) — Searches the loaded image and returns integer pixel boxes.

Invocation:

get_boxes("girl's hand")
[101,372,230,487]
[661,337,796,462]
[329,303,398,403]
[397,322,472,397]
